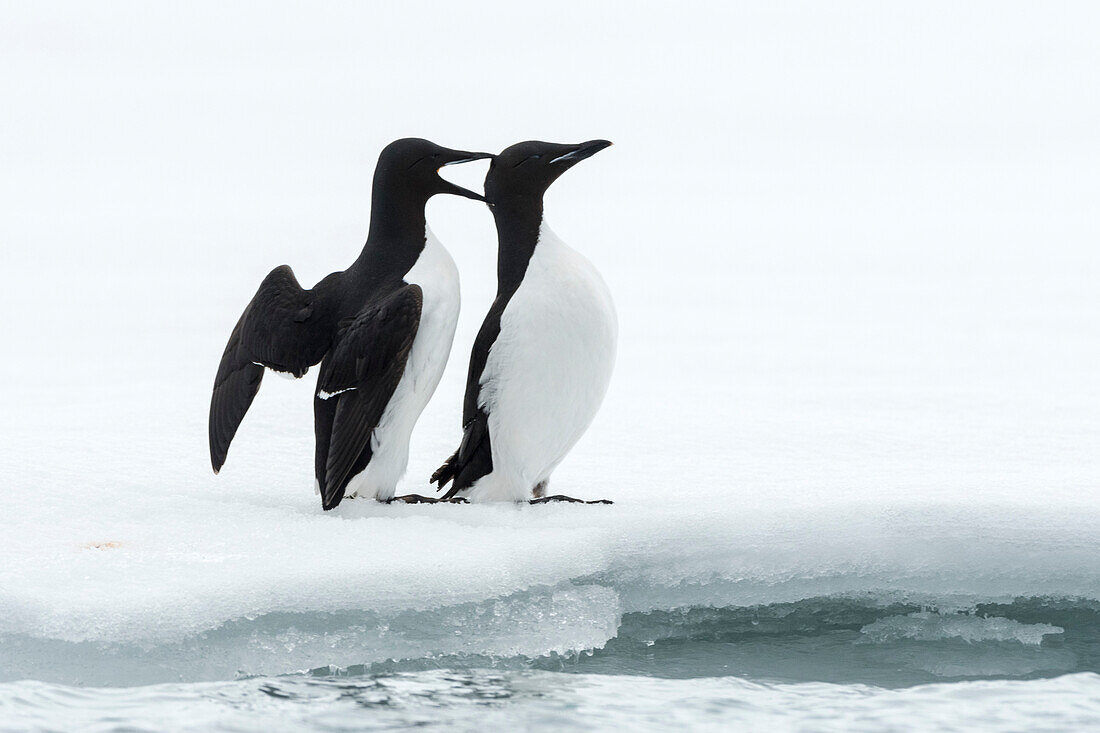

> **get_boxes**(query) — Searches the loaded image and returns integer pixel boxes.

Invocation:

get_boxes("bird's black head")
[484,139,612,206]
[373,138,493,202]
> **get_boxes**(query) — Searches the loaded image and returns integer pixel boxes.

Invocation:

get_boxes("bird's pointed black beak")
[437,150,493,202]
[550,139,613,166]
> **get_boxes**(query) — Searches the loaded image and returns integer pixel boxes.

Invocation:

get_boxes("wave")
[5,671,1100,733]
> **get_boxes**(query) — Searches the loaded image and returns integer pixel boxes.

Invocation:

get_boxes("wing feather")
[209,265,333,472]
[431,297,506,495]
[317,284,423,509]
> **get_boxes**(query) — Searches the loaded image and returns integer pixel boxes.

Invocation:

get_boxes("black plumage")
[432,139,613,503]
[209,138,490,510]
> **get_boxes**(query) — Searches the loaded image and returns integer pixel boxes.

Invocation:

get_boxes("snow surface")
[1,0,1099,684]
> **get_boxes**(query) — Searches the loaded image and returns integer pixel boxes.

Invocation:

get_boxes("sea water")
[3,597,1100,731]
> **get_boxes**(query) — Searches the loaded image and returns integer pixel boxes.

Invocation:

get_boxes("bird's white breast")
[343,225,460,501]
[401,225,462,396]
[472,221,617,501]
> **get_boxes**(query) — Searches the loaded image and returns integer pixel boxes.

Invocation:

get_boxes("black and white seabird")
[431,140,617,504]
[209,138,492,510]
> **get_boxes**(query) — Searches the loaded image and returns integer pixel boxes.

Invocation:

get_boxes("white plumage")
[466,221,617,502]
[343,226,461,501]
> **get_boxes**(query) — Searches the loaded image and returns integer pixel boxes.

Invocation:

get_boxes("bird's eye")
[513,154,541,168]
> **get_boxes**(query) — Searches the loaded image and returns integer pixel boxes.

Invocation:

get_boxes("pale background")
[3,2,1097,511]
[1,4,1099,662]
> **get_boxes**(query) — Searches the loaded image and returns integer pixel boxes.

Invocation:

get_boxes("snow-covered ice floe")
[1,496,1098,685]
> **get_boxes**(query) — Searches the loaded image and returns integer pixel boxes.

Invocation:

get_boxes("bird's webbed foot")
[529,494,613,505]
[388,494,469,504]
[388,494,438,504]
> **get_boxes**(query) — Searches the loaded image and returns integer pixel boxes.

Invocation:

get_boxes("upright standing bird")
[432,140,617,504]
[209,138,492,510]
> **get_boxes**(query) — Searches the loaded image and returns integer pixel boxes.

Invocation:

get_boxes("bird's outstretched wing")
[316,284,423,509]
[209,265,334,473]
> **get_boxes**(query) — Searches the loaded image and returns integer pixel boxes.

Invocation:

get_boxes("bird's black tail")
[431,413,493,501]
[431,450,460,491]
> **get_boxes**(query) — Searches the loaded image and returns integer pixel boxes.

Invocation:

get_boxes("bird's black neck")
[491,195,545,296]
[352,181,429,277]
